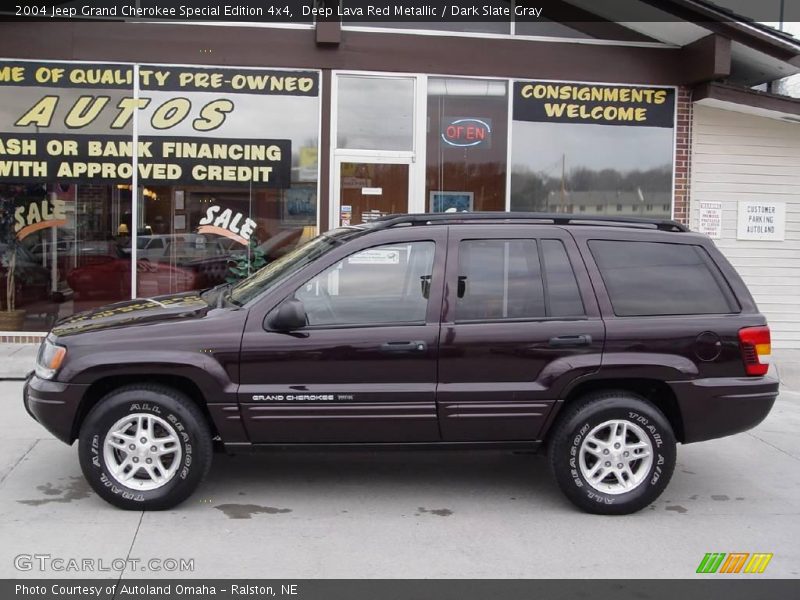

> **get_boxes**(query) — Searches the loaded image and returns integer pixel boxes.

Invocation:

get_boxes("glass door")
[334,158,411,227]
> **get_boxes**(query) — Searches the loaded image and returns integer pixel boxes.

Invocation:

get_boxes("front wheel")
[78,384,213,510]
[547,391,676,515]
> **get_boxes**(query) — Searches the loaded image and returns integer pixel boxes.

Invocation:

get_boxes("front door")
[334,159,411,227]
[437,225,605,441]
[238,228,447,443]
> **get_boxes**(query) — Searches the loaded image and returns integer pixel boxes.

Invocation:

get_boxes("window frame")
[452,235,588,325]
[270,239,439,331]
[587,239,742,318]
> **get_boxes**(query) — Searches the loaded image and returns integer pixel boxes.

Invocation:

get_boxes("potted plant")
[226,238,267,283]
[0,193,25,330]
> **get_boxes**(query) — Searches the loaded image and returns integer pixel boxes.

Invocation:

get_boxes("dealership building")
[0,1,799,346]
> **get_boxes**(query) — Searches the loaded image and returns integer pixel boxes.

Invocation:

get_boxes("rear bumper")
[23,372,89,445]
[670,375,780,443]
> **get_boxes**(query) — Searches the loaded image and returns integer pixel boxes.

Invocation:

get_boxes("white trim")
[0,331,45,337]
[505,80,513,211]
[130,63,139,299]
[412,74,428,215]
[315,70,324,235]
[670,86,679,221]
[331,71,421,228]
[140,21,315,30]
[332,154,414,227]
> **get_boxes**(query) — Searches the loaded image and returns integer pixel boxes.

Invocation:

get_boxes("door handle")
[380,341,427,354]
[548,334,592,347]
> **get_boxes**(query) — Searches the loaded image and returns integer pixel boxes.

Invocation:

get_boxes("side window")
[456,239,545,321]
[541,239,585,317]
[588,240,738,316]
[295,241,435,327]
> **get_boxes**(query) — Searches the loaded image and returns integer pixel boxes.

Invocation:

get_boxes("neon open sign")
[441,117,492,148]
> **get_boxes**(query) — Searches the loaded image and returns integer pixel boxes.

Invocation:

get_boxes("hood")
[51,292,210,338]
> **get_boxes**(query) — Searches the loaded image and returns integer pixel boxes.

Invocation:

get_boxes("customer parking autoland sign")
[0,61,320,187]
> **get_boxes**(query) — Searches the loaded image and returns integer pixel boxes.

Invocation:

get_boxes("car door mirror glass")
[266,298,308,331]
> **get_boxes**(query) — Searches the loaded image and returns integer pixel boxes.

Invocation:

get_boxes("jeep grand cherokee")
[23,213,779,514]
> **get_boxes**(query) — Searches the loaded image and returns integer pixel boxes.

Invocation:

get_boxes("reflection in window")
[456,239,544,321]
[295,242,435,326]
[337,76,415,151]
[510,122,674,217]
[589,241,736,316]
[134,72,321,298]
[427,78,508,212]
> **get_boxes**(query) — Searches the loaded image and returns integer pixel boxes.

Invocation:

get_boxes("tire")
[78,384,213,510]
[547,390,676,515]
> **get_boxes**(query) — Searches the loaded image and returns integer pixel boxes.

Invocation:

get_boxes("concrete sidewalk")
[1,378,799,578]
[0,343,37,379]
[1,342,799,390]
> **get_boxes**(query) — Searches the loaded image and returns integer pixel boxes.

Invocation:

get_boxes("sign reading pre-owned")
[514,81,675,128]
[0,61,320,186]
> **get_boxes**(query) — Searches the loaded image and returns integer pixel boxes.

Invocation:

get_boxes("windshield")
[228,229,357,306]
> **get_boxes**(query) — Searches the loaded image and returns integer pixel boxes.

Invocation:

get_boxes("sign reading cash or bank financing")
[0,61,320,187]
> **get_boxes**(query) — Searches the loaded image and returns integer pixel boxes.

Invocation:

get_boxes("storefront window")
[0,60,320,332]
[0,62,134,331]
[134,66,320,297]
[510,81,675,217]
[426,78,508,212]
[337,76,414,151]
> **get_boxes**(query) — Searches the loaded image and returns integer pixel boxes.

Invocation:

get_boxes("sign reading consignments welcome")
[513,81,675,128]
[0,61,319,187]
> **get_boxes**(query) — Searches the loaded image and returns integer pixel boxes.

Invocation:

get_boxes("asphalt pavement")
[0,378,798,579]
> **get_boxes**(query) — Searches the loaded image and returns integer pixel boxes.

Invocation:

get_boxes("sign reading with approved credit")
[0,61,318,187]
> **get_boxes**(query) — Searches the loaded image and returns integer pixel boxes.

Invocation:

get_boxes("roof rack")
[368,212,689,232]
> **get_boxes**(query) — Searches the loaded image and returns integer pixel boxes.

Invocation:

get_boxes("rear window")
[588,240,738,316]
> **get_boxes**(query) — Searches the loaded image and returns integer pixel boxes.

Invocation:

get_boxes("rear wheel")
[547,390,676,515]
[78,384,212,510]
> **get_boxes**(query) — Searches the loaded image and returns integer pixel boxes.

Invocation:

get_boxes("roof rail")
[368,212,689,232]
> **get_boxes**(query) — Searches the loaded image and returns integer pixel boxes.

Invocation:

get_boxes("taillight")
[738,326,771,376]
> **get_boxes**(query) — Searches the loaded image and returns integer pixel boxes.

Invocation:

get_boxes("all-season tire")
[78,384,212,510]
[547,390,676,515]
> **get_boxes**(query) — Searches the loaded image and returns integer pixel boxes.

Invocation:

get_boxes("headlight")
[35,337,67,380]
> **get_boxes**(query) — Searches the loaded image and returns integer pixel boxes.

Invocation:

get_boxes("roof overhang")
[693,81,800,122]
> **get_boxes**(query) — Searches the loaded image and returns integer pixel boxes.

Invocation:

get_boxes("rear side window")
[541,239,584,317]
[456,238,585,322]
[588,240,737,316]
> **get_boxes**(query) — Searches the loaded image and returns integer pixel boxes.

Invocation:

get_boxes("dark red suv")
[23,213,779,514]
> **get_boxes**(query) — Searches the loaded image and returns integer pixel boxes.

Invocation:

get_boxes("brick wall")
[673,87,693,225]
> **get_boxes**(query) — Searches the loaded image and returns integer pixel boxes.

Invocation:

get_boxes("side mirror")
[267,298,307,331]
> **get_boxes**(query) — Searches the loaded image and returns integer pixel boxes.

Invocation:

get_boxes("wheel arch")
[551,378,685,443]
[71,375,220,444]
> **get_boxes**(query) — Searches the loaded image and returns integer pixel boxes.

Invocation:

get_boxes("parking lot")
[1,378,798,579]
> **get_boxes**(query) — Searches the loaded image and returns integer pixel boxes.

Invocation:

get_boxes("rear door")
[437,225,604,441]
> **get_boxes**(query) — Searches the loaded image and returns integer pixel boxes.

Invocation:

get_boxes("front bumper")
[23,372,89,445]
[670,374,780,444]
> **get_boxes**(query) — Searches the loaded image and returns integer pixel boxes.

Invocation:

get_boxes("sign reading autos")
[513,81,675,128]
[0,61,319,186]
